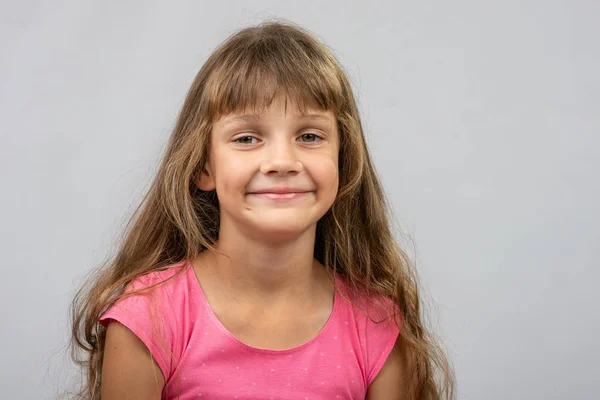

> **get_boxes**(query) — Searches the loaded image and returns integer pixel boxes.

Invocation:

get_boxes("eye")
[234,135,259,145]
[298,133,321,143]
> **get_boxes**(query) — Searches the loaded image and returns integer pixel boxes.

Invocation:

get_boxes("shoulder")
[99,261,190,328]
[335,274,399,326]
[105,261,194,317]
[335,275,401,385]
[111,261,197,310]
[126,261,189,293]
[99,261,194,381]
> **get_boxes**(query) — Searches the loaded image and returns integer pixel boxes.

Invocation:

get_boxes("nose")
[259,141,303,175]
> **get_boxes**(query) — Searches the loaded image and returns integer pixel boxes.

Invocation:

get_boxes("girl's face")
[198,94,339,241]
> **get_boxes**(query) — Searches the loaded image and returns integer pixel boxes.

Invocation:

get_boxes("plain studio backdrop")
[1,1,598,399]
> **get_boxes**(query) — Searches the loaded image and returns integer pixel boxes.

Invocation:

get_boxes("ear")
[196,164,216,191]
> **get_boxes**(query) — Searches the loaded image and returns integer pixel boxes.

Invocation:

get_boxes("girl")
[70,21,454,400]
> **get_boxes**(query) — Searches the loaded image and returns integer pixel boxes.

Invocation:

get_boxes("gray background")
[1,1,598,399]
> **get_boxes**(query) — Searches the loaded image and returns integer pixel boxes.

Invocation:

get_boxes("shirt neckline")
[185,260,341,355]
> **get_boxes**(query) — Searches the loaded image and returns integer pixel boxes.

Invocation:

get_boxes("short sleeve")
[362,296,401,385]
[99,272,178,380]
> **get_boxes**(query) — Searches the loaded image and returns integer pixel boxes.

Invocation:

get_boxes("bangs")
[201,27,345,121]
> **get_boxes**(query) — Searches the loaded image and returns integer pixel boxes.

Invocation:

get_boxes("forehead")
[213,94,336,128]
[212,88,334,120]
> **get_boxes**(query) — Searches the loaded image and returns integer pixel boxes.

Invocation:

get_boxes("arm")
[101,321,165,400]
[365,336,408,400]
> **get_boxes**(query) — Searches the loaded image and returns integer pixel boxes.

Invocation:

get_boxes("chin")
[250,220,316,242]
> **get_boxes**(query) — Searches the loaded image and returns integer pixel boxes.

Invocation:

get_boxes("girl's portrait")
[1,2,597,400]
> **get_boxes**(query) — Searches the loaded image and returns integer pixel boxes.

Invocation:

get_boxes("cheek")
[213,152,251,191]
[312,154,339,188]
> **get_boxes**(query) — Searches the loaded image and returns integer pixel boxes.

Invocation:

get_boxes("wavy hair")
[69,20,455,399]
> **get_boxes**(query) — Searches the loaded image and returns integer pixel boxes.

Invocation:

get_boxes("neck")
[202,221,324,301]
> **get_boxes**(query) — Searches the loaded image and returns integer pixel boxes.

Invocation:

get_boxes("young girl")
[70,21,454,400]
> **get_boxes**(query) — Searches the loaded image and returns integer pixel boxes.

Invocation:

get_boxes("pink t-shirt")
[99,261,400,399]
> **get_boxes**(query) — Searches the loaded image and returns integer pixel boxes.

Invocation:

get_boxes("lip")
[247,188,312,201]
[249,187,310,194]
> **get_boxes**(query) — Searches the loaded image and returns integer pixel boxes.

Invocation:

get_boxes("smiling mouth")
[248,191,311,200]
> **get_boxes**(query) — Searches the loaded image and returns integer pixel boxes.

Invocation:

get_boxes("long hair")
[69,20,454,399]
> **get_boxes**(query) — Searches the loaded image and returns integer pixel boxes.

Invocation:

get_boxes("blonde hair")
[69,20,455,399]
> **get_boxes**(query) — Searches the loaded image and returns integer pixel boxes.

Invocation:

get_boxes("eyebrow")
[221,113,332,126]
